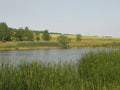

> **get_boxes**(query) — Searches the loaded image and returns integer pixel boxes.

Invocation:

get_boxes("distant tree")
[24,27,34,41]
[34,32,40,41]
[8,28,15,41]
[25,26,29,30]
[57,35,70,48]
[76,34,82,41]
[15,28,24,41]
[42,30,51,41]
[36,36,40,41]
[15,27,33,41]
[0,22,12,41]
[69,38,72,42]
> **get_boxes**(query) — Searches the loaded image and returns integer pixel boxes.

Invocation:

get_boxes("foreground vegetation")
[0,50,120,90]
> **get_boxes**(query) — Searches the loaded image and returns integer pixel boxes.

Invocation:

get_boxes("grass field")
[0,50,120,90]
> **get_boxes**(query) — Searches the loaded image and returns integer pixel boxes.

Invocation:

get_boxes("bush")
[57,35,70,48]
[76,34,82,41]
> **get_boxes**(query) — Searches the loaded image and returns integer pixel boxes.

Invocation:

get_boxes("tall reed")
[17,41,58,47]
[78,50,120,90]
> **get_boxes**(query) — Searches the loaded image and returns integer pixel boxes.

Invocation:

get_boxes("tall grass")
[0,50,120,90]
[17,41,58,47]
[77,50,120,90]
[101,42,120,47]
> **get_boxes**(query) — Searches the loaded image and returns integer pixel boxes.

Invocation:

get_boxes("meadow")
[0,50,120,90]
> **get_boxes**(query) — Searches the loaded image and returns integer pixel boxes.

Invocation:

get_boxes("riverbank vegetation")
[57,35,70,48]
[0,50,120,90]
[0,39,120,50]
[0,22,120,50]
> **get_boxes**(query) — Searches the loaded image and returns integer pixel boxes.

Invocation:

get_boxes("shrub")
[57,35,70,48]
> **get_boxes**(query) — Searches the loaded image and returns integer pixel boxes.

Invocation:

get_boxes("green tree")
[0,22,12,41]
[8,28,15,41]
[15,27,33,41]
[57,35,70,48]
[24,27,34,41]
[42,30,51,41]
[34,32,40,41]
[15,28,24,41]
[76,34,82,41]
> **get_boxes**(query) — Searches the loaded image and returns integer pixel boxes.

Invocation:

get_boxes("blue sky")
[0,0,120,37]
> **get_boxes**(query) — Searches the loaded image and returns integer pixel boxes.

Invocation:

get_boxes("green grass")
[0,50,120,90]
[101,42,120,47]
[77,50,120,90]
[17,41,58,47]
[0,41,58,50]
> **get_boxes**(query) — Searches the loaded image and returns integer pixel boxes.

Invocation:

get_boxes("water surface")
[0,48,117,65]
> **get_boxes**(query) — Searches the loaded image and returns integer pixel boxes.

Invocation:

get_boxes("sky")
[0,0,120,37]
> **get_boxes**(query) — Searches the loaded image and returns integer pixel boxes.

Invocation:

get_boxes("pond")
[0,48,117,65]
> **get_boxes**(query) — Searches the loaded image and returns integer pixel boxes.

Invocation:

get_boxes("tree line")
[0,22,52,42]
[0,22,82,48]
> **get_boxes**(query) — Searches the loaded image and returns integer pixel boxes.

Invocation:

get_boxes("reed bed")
[17,41,58,47]
[77,50,120,90]
[0,50,120,90]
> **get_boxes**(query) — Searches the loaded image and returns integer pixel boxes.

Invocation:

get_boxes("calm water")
[0,48,117,65]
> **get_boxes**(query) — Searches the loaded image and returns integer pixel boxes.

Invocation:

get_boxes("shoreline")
[0,46,59,51]
[0,46,119,51]
[0,41,120,51]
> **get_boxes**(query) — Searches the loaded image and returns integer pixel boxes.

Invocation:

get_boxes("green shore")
[0,39,120,50]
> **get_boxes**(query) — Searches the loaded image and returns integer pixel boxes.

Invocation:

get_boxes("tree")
[0,22,12,41]
[8,28,15,41]
[24,27,34,41]
[76,34,82,41]
[15,27,34,41]
[57,35,70,48]
[33,32,40,41]
[42,30,51,41]
[15,28,24,41]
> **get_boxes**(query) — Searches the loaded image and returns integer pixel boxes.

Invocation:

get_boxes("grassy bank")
[0,41,120,50]
[0,41,58,50]
[0,35,120,50]
[0,50,120,90]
